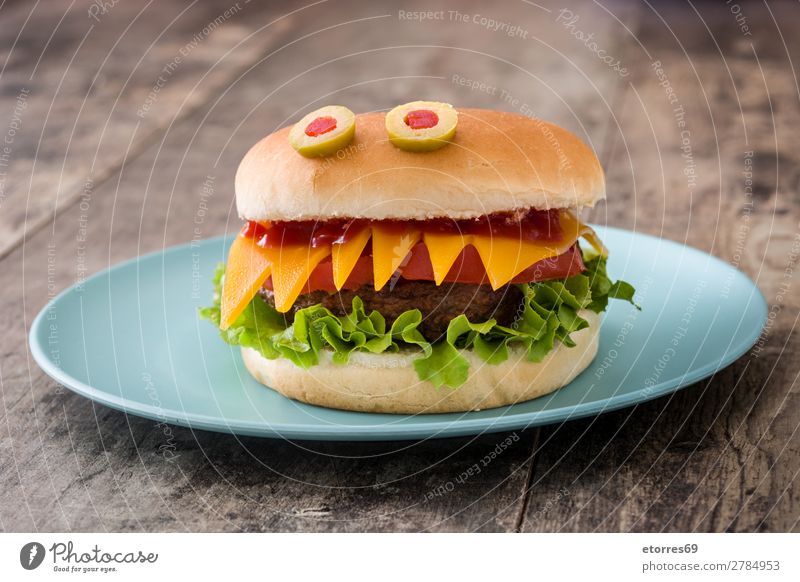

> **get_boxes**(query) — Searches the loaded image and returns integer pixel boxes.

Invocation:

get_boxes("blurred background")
[0,0,797,532]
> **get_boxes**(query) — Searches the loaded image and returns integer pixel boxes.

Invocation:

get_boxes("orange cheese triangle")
[422,231,469,285]
[220,235,272,330]
[371,224,422,290]
[331,225,371,290]
[262,244,331,312]
[471,236,563,290]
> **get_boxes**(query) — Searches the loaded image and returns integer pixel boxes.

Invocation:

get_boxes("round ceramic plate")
[29,227,767,441]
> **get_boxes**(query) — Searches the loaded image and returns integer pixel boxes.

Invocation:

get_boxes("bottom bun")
[242,310,600,414]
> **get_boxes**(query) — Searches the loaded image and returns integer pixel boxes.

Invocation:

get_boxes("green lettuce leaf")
[199,254,638,388]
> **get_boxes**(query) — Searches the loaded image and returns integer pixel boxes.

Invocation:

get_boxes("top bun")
[235,108,604,222]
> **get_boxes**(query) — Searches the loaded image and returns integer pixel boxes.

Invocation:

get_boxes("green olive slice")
[289,105,356,157]
[385,101,458,152]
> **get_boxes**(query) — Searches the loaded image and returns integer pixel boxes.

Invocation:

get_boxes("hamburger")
[200,102,636,414]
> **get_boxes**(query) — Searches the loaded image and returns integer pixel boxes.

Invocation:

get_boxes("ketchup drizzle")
[241,209,564,249]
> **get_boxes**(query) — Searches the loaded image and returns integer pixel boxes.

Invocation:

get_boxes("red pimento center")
[304,116,338,137]
[404,109,439,129]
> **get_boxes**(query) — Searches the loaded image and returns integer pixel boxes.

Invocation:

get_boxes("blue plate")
[29,227,767,441]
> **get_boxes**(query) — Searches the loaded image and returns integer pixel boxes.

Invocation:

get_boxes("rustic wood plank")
[0,0,307,259]
[522,0,800,532]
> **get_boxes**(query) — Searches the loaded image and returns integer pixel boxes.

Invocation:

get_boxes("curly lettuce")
[199,255,638,388]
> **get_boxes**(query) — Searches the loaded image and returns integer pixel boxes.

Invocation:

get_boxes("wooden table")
[1,0,798,532]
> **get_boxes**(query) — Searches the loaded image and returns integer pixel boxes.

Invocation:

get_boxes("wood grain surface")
[0,0,797,532]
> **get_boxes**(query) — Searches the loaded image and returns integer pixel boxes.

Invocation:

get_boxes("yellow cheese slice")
[262,244,331,312]
[416,211,602,289]
[371,224,422,290]
[471,235,569,290]
[559,210,607,255]
[220,211,607,320]
[422,231,470,285]
[220,235,272,330]
[331,225,371,290]
[579,226,607,256]
[477,211,604,288]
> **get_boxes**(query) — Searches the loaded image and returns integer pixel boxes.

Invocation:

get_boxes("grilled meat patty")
[260,280,524,340]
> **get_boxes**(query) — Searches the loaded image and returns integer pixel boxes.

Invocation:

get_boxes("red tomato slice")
[264,255,374,294]
[508,244,585,283]
[305,255,373,293]
[264,243,585,294]
[401,243,483,283]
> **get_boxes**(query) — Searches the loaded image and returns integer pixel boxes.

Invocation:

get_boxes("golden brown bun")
[235,109,604,222]
[241,311,600,414]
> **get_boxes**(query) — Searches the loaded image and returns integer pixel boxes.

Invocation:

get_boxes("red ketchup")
[240,221,268,240]
[422,209,564,242]
[242,209,563,249]
[243,219,368,249]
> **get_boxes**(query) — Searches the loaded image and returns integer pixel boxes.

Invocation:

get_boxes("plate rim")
[29,227,768,441]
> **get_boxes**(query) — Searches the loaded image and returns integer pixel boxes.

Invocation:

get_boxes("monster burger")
[201,102,636,413]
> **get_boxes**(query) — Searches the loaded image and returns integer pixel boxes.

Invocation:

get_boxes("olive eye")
[289,106,356,157]
[385,101,458,152]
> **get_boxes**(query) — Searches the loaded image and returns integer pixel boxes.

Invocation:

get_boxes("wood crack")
[513,428,541,532]
[0,12,299,263]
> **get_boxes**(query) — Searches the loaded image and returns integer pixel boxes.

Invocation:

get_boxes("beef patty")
[260,280,524,340]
